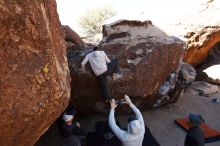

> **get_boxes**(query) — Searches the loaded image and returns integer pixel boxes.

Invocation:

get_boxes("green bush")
[78,6,116,43]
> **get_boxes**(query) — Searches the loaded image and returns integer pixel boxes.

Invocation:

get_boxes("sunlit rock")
[0,1,71,146]
[184,26,220,66]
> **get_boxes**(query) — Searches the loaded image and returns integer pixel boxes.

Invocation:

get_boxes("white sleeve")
[103,51,110,63]
[109,109,128,142]
[81,54,89,66]
[130,103,145,130]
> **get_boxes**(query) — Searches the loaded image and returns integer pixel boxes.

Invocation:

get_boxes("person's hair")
[93,46,99,51]
[189,113,205,126]
[127,115,137,124]
[66,107,77,116]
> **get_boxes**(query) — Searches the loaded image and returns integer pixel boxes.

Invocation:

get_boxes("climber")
[81,46,121,100]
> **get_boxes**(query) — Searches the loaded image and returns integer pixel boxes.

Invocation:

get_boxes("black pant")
[97,58,119,100]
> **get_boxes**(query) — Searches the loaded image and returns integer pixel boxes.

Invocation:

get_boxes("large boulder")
[69,20,184,114]
[0,1,70,146]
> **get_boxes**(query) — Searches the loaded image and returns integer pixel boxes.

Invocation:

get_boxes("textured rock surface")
[186,81,219,96]
[195,42,220,84]
[153,62,197,107]
[0,1,70,146]
[62,25,85,50]
[179,62,197,85]
[183,26,220,66]
[69,20,184,114]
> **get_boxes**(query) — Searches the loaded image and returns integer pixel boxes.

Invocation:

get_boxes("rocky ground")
[35,83,220,146]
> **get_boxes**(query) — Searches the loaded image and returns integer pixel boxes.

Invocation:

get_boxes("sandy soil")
[35,84,220,146]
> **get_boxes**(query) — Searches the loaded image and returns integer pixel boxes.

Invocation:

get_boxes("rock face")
[186,81,219,96]
[69,20,184,114]
[62,25,85,50]
[0,1,70,146]
[195,42,220,85]
[184,26,220,66]
[154,62,196,107]
[179,62,197,85]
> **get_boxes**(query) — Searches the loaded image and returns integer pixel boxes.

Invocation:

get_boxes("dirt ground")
[35,84,220,146]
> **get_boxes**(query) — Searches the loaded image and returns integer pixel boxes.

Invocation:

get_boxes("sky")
[55,0,208,34]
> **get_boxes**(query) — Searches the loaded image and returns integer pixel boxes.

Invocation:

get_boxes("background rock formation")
[195,42,220,85]
[68,20,184,114]
[62,25,85,50]
[160,0,220,67]
[183,26,220,66]
[158,0,220,85]
[0,1,70,146]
